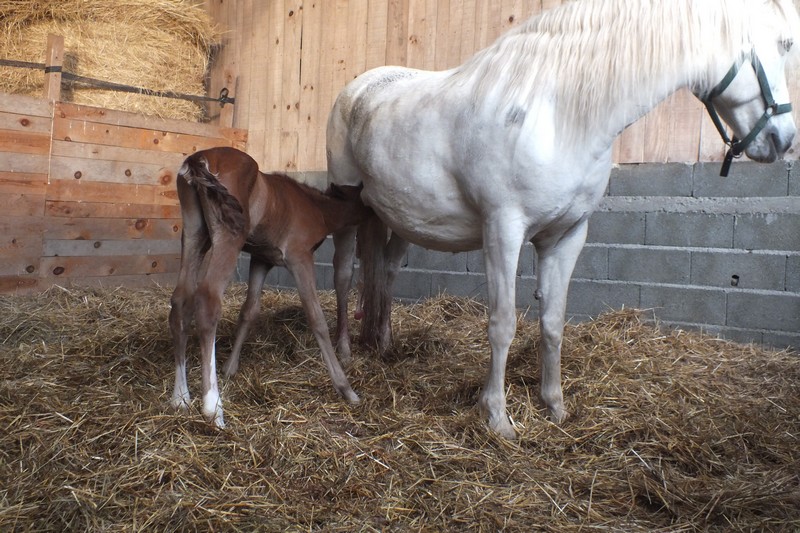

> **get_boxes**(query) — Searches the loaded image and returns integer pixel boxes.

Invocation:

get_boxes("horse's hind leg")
[332,226,357,361]
[223,258,271,378]
[532,220,588,424]
[170,250,200,412]
[194,239,243,428]
[169,182,207,412]
[288,252,360,404]
[379,232,408,351]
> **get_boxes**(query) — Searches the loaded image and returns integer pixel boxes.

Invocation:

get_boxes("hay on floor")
[0,0,218,121]
[0,285,798,531]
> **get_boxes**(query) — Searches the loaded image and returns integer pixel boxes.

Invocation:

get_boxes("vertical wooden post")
[219,67,238,129]
[44,34,64,101]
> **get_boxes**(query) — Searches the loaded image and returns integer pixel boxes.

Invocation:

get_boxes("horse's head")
[698,0,800,169]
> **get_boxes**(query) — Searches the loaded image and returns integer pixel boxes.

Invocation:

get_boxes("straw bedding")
[0,0,217,120]
[1,284,798,531]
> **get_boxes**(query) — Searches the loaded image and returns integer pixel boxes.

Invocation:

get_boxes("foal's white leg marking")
[534,220,589,424]
[478,215,525,439]
[171,359,191,411]
[202,344,225,428]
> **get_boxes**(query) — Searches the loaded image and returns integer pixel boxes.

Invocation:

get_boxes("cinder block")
[640,285,727,325]
[691,251,787,291]
[574,245,608,279]
[464,243,535,276]
[466,250,484,273]
[763,331,800,350]
[314,263,334,291]
[393,269,432,300]
[693,161,790,197]
[431,271,488,299]
[787,256,800,292]
[645,213,734,248]
[608,247,691,284]
[609,163,693,196]
[515,275,538,311]
[734,213,800,251]
[235,252,251,283]
[265,267,293,289]
[566,280,641,317]
[407,245,464,272]
[789,161,800,196]
[587,212,646,244]
[727,291,800,332]
[313,236,335,264]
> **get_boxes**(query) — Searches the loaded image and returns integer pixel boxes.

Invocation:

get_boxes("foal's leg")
[223,258,271,378]
[169,187,207,412]
[477,216,526,439]
[332,226,358,361]
[287,252,360,404]
[194,239,243,428]
[533,220,588,424]
[169,243,202,412]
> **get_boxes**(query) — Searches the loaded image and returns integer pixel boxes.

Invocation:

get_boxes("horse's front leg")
[478,217,525,439]
[332,226,358,362]
[287,253,360,404]
[223,258,271,378]
[533,220,588,424]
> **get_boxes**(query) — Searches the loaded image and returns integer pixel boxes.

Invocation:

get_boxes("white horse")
[327,0,800,439]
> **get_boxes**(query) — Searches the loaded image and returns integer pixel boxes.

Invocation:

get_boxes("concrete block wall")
[237,161,800,350]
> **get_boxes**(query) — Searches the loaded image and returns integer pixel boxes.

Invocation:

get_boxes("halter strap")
[700,51,793,177]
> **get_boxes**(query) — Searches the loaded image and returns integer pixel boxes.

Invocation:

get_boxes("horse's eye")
[782,38,794,52]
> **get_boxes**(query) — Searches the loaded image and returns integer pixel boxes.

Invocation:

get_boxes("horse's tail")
[178,153,247,235]
[357,211,392,351]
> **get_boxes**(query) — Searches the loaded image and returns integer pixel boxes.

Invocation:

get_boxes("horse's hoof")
[342,388,361,405]
[336,339,352,363]
[547,404,568,425]
[488,416,518,440]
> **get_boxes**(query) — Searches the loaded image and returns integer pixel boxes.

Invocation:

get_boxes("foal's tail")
[357,212,392,351]
[177,152,247,235]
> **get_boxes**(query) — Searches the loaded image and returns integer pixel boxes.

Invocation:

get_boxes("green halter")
[701,51,793,177]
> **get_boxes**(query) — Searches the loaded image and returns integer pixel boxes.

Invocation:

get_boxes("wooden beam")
[44,34,64,101]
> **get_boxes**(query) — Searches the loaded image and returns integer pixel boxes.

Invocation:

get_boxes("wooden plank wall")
[0,93,247,294]
[205,0,800,172]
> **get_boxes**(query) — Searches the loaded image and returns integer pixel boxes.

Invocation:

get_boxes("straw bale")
[1,285,798,531]
[0,0,217,121]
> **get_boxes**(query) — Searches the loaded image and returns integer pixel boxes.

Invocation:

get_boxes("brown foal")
[169,146,368,427]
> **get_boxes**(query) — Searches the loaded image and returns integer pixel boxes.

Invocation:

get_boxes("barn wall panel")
[207,0,800,172]
[0,95,247,294]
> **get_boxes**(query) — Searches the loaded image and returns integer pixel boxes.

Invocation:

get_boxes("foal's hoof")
[222,360,239,379]
[170,393,191,412]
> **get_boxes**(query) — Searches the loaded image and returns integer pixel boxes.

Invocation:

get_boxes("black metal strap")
[0,58,234,106]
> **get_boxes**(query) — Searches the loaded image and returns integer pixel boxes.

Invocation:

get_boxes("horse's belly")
[362,187,483,252]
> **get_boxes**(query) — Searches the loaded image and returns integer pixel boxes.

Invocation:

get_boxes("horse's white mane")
[451,0,800,136]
